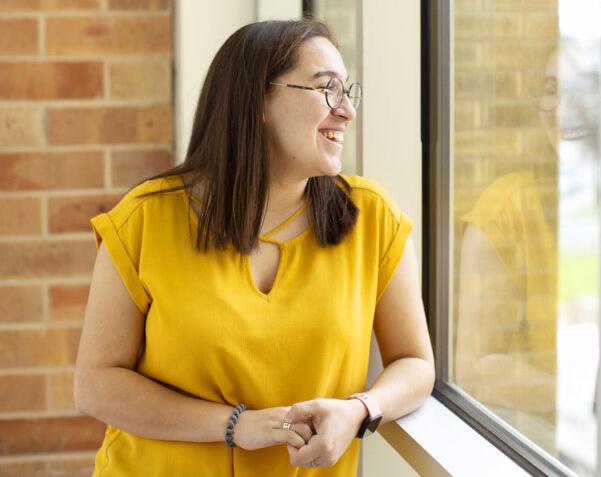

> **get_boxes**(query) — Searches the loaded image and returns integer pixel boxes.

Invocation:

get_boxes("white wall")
[361,0,422,475]
[174,0,256,163]
[257,0,301,21]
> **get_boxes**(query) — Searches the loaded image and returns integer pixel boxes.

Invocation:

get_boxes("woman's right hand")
[232,406,314,451]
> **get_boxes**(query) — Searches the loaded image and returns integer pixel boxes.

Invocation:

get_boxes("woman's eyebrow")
[313,70,350,82]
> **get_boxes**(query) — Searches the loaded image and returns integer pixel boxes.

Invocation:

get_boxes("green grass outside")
[559,252,598,303]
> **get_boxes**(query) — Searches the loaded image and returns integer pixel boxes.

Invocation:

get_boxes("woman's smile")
[318,129,344,148]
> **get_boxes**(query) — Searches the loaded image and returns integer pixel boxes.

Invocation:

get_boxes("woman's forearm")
[365,357,435,424]
[469,353,556,413]
[75,366,234,443]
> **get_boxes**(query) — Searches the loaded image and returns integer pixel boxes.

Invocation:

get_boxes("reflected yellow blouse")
[460,170,557,439]
[89,174,413,477]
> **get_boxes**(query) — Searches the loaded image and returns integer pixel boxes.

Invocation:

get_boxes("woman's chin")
[324,153,342,175]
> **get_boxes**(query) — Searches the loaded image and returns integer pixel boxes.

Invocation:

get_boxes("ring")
[282,419,294,432]
[310,459,319,468]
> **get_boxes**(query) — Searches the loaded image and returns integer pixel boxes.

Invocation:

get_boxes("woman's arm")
[455,224,555,413]
[74,242,312,448]
[369,236,436,423]
[74,242,236,442]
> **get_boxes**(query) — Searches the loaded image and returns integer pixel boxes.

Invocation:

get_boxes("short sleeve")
[353,175,415,306]
[376,209,414,305]
[90,187,152,315]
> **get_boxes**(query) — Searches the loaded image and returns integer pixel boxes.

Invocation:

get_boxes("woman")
[74,18,434,476]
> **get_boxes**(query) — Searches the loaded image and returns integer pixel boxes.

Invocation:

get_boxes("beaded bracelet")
[225,403,247,448]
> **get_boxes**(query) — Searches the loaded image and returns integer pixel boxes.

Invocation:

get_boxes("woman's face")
[263,36,356,180]
[538,46,600,154]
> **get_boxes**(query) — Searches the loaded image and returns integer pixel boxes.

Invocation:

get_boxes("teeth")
[320,130,344,143]
[562,127,593,140]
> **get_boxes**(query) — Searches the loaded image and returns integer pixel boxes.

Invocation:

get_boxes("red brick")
[0,375,46,412]
[0,461,45,477]
[0,328,81,368]
[0,109,43,147]
[0,197,41,235]
[49,194,121,233]
[0,456,96,477]
[109,0,170,9]
[0,151,104,190]
[0,415,105,454]
[47,16,171,56]
[0,286,43,323]
[49,284,89,322]
[109,60,171,100]
[49,370,75,410]
[0,19,38,55]
[112,149,173,188]
[0,62,103,100]
[48,454,96,476]
[0,0,99,10]
[0,240,96,279]
[47,105,172,145]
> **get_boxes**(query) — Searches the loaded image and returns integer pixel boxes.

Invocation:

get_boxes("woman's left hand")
[283,398,367,468]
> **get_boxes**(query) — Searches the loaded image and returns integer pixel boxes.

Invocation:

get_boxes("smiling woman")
[74,18,434,477]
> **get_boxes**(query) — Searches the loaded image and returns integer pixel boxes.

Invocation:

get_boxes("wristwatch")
[346,392,383,438]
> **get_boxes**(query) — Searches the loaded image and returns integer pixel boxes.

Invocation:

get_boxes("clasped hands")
[280,398,367,468]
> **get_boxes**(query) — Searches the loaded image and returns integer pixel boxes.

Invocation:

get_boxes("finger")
[289,421,313,444]
[275,416,312,442]
[288,433,322,466]
[284,400,320,424]
[278,429,305,449]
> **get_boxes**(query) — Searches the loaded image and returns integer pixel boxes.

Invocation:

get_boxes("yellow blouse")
[89,173,413,477]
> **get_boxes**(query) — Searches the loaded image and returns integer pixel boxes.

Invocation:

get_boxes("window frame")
[425,1,580,476]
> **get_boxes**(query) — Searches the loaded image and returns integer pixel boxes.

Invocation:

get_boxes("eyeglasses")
[530,77,601,112]
[531,90,601,112]
[268,77,362,110]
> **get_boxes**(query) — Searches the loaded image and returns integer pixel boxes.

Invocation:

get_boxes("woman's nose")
[332,95,357,121]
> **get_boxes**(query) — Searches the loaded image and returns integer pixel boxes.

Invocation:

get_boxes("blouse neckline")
[175,175,312,247]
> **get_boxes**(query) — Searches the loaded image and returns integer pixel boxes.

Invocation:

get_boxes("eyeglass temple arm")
[269,82,316,92]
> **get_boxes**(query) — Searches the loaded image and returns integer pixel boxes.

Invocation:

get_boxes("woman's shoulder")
[460,170,536,225]
[339,173,403,220]
[106,174,185,228]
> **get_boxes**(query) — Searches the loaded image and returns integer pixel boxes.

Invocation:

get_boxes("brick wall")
[0,0,173,474]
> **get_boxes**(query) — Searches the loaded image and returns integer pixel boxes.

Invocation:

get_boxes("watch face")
[365,415,382,436]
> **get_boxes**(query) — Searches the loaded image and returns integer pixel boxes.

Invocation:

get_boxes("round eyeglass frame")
[268,77,362,110]
[530,89,601,112]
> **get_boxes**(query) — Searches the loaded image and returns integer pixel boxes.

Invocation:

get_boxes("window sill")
[377,396,530,477]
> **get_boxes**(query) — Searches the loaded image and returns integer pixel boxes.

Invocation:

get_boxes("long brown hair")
[135,18,358,254]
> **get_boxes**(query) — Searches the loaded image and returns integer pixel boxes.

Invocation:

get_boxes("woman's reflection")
[454,38,600,465]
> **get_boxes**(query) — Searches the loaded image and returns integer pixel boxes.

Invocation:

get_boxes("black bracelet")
[225,403,247,448]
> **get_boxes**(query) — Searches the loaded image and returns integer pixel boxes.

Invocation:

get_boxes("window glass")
[450,1,600,475]
[312,0,359,174]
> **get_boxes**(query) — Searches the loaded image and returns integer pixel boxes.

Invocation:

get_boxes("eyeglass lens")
[325,77,362,109]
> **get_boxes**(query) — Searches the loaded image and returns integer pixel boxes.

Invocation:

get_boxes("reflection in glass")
[451,2,600,475]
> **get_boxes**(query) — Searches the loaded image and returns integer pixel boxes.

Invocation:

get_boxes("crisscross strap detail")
[260,204,308,240]
[187,192,307,243]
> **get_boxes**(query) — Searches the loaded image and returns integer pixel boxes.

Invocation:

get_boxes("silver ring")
[310,459,319,468]
[282,420,293,431]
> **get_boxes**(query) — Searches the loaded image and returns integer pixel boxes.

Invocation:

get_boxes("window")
[428,0,600,475]
[310,0,359,175]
